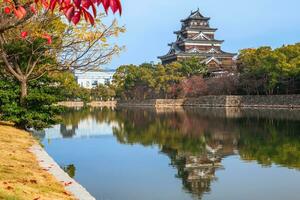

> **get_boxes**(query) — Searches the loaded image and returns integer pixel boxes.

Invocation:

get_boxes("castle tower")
[158,9,236,74]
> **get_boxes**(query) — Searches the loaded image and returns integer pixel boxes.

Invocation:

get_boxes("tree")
[179,57,208,77]
[0,72,62,129]
[112,64,139,99]
[0,0,123,129]
[0,0,123,102]
[158,62,184,98]
[113,59,208,99]
[206,74,238,95]
[0,0,121,30]
[237,44,300,95]
[51,72,90,101]
[0,12,124,104]
[91,83,116,101]
[179,75,208,97]
[112,64,158,100]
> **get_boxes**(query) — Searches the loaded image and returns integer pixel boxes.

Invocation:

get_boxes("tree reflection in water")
[56,107,300,198]
[62,164,76,178]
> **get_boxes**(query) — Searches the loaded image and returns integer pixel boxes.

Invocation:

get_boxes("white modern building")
[74,70,115,89]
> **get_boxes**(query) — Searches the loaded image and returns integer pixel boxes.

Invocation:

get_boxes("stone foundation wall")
[117,99,157,107]
[88,101,117,107]
[57,101,117,108]
[117,95,300,109]
[57,101,84,107]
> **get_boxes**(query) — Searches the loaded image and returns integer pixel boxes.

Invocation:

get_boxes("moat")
[38,107,300,200]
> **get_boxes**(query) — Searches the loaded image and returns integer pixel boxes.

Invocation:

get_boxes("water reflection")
[63,164,76,178]
[43,107,300,199]
[112,107,300,198]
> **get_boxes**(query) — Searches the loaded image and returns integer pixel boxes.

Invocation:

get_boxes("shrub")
[0,76,62,130]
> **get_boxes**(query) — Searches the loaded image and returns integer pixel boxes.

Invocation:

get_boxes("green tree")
[237,43,300,95]
[0,74,62,130]
[179,57,208,77]
[91,84,116,101]
[113,59,209,99]
[51,72,90,102]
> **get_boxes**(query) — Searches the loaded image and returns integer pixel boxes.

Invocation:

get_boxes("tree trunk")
[20,80,28,105]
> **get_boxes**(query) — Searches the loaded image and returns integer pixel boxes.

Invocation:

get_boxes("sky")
[103,0,300,69]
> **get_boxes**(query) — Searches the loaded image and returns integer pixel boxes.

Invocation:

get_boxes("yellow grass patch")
[0,125,75,200]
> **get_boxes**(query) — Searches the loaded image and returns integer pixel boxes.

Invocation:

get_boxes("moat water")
[39,107,300,200]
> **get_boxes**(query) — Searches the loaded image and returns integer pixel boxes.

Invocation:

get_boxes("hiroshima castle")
[158,9,236,74]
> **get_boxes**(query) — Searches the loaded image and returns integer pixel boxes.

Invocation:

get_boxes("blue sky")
[104,0,300,69]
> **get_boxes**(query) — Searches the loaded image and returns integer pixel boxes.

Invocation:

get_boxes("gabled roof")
[167,43,183,55]
[192,32,211,41]
[187,47,204,54]
[207,48,220,54]
[181,9,210,22]
[201,56,222,65]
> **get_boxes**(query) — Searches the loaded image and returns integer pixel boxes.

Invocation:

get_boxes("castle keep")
[158,9,236,74]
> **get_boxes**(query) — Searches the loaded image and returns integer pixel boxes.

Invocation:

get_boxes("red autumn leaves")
[3,0,122,44]
[3,0,27,19]
[42,33,52,44]
[20,31,52,45]
[52,0,122,25]
[3,0,122,25]
[21,31,28,38]
[4,7,11,14]
[14,6,27,19]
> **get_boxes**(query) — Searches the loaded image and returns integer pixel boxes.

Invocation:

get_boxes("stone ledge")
[30,144,95,200]
[117,95,300,109]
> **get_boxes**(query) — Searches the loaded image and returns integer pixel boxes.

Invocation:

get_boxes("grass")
[0,125,75,200]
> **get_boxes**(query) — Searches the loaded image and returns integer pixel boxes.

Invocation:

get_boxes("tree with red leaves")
[1,0,121,27]
[179,76,208,98]
[0,0,123,103]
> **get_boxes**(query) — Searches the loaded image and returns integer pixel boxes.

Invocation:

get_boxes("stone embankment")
[57,101,117,108]
[30,145,95,200]
[117,95,300,109]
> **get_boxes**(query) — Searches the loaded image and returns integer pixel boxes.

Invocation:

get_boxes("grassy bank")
[0,125,74,200]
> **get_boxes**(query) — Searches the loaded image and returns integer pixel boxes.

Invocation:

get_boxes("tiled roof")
[181,9,210,22]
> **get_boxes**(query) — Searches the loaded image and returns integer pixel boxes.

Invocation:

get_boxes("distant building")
[74,70,115,89]
[158,9,236,75]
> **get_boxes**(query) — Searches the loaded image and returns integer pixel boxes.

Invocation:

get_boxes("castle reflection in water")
[38,107,300,199]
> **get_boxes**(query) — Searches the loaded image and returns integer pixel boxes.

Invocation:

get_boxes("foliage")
[0,0,123,132]
[112,43,300,99]
[113,58,209,100]
[206,74,238,95]
[0,74,64,130]
[180,57,208,77]
[177,76,208,97]
[51,72,90,102]
[0,5,123,129]
[1,12,124,93]
[91,83,116,101]
[1,0,121,28]
[237,43,300,95]
[113,43,300,99]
